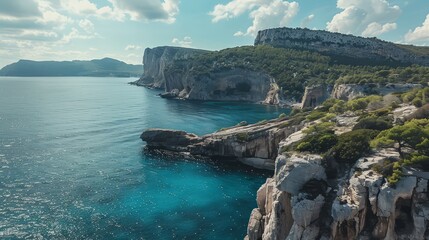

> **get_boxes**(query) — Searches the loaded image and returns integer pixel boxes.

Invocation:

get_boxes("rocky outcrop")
[331,83,422,101]
[140,118,304,170]
[131,46,208,88]
[246,146,429,240]
[247,153,328,240]
[330,151,429,240]
[255,27,429,66]
[300,85,330,109]
[140,128,201,152]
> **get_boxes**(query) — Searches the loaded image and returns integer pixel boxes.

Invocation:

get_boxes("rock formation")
[131,46,209,88]
[331,83,422,101]
[141,118,304,170]
[245,112,429,240]
[132,46,280,103]
[300,85,330,109]
[255,27,429,66]
[163,68,277,102]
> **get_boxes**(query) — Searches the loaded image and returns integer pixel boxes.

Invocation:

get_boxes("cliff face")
[132,46,280,103]
[163,68,278,102]
[247,150,429,240]
[132,46,208,88]
[332,83,422,100]
[255,27,429,66]
[300,85,330,109]
[245,112,429,240]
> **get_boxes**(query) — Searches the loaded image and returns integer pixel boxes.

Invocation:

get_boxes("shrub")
[321,98,342,111]
[236,132,249,142]
[412,98,423,107]
[296,122,338,153]
[329,100,347,113]
[321,113,337,122]
[325,129,379,164]
[278,113,287,119]
[353,117,392,131]
[306,111,327,121]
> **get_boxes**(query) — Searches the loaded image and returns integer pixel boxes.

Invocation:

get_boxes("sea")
[0,77,288,239]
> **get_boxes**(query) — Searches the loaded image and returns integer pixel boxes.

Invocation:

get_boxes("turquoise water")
[0,77,287,239]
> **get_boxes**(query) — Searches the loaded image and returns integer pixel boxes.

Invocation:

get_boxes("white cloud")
[301,14,314,28]
[61,27,97,43]
[61,0,180,23]
[234,31,245,37]
[362,22,396,36]
[172,36,192,47]
[210,0,299,37]
[327,0,400,37]
[79,19,94,33]
[405,14,429,43]
[125,45,142,51]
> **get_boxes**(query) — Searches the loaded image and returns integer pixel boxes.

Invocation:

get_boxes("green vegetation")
[278,113,288,119]
[401,87,429,107]
[325,129,379,164]
[295,122,338,153]
[236,132,249,142]
[353,116,392,131]
[371,119,429,185]
[168,45,429,100]
[306,111,327,121]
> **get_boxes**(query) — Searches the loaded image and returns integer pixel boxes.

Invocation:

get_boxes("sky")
[1,0,429,68]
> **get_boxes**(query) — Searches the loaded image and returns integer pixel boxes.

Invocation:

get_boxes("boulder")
[140,128,200,151]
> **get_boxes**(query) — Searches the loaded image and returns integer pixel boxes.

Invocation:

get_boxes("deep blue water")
[0,77,288,239]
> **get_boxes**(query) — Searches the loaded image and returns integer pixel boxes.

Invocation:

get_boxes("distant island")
[0,58,143,77]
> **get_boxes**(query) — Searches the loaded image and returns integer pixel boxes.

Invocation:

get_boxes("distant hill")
[0,58,143,77]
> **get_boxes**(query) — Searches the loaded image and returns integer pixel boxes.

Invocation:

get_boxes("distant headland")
[0,58,142,77]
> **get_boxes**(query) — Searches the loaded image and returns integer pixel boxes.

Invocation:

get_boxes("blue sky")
[1,0,429,68]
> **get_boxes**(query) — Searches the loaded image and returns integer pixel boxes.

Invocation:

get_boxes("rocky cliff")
[247,149,429,240]
[245,109,429,240]
[255,27,429,66]
[332,83,422,101]
[162,68,279,103]
[131,46,208,88]
[132,46,280,103]
[300,85,330,109]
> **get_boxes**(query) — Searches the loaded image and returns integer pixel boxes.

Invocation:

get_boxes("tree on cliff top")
[371,119,429,158]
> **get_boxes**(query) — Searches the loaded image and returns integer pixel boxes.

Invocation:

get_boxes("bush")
[412,98,423,107]
[306,111,327,121]
[329,100,347,113]
[325,129,379,164]
[347,98,368,111]
[278,113,287,119]
[295,122,338,153]
[236,132,249,142]
[353,117,392,131]
[321,98,342,111]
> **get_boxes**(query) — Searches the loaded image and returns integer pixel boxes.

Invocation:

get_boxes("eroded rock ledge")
[140,119,304,170]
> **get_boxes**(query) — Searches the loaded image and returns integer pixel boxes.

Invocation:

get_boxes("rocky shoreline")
[140,99,429,239]
[141,117,303,170]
